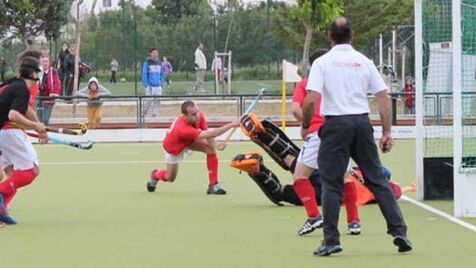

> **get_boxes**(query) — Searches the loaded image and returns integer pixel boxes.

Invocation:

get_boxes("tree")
[274,0,343,72]
[2,0,74,48]
[149,0,209,24]
[343,0,414,51]
[0,1,7,38]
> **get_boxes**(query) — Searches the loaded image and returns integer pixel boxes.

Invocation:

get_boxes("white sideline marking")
[41,160,230,165]
[401,195,476,232]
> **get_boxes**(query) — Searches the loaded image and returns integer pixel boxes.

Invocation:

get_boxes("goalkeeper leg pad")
[230,152,284,206]
[240,113,300,171]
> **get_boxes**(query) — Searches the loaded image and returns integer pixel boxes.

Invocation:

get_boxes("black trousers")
[110,71,116,83]
[318,114,407,245]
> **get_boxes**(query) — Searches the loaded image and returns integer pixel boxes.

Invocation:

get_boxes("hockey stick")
[27,132,94,150]
[12,122,88,136]
[47,123,88,135]
[223,88,266,144]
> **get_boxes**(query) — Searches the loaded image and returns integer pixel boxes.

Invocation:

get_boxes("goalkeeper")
[230,123,413,234]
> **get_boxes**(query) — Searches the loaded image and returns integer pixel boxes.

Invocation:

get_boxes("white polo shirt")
[306,44,387,116]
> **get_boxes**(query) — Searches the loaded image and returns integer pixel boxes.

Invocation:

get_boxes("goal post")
[212,51,232,95]
[415,0,476,217]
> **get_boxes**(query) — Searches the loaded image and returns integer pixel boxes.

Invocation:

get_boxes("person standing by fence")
[194,42,207,92]
[141,48,162,118]
[37,54,62,125]
[75,77,111,129]
[402,76,415,114]
[57,42,70,94]
[161,56,173,87]
[110,58,118,83]
[64,45,80,97]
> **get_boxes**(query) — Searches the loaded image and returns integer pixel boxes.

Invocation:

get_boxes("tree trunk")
[21,37,29,49]
[90,0,98,17]
[301,23,313,76]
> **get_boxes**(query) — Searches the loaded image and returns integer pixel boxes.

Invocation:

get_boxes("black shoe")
[0,213,17,225]
[346,220,361,235]
[147,170,159,192]
[207,183,227,195]
[393,235,412,253]
[298,215,323,236]
[313,244,343,256]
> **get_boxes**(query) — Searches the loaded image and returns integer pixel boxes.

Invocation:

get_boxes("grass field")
[81,80,284,96]
[1,140,476,267]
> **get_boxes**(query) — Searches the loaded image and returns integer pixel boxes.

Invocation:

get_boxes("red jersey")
[163,112,208,155]
[403,84,414,108]
[292,78,324,133]
[29,82,39,107]
[0,79,38,130]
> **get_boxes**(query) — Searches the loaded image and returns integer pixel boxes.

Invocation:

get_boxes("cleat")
[347,220,361,235]
[0,213,17,225]
[313,243,343,256]
[393,235,412,253]
[0,193,6,214]
[147,170,159,192]
[0,195,17,225]
[298,215,323,236]
[207,183,227,195]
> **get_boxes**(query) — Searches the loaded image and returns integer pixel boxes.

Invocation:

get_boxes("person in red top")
[147,100,240,194]
[0,49,46,182]
[0,55,48,225]
[402,76,415,114]
[291,49,361,236]
[37,54,61,125]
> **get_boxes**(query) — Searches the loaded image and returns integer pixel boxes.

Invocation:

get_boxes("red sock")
[344,181,359,223]
[293,178,319,218]
[0,169,37,210]
[152,169,168,182]
[206,153,219,186]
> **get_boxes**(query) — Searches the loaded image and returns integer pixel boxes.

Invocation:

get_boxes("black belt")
[324,113,368,120]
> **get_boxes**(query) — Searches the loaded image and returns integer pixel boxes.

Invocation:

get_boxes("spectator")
[141,48,162,117]
[110,58,118,83]
[161,56,173,87]
[37,54,62,125]
[402,76,415,114]
[57,42,70,92]
[0,55,7,82]
[211,55,223,84]
[64,45,80,97]
[194,42,206,92]
[223,67,228,84]
[75,77,111,129]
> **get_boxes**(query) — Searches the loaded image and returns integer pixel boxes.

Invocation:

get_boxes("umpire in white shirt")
[301,17,412,256]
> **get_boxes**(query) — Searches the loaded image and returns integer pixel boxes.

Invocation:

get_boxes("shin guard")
[230,152,284,206]
[240,113,299,170]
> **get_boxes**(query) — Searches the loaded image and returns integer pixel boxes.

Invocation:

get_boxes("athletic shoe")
[393,235,412,253]
[347,220,361,235]
[147,170,159,192]
[207,183,227,195]
[313,243,343,256]
[298,215,323,236]
[0,213,17,225]
[0,193,5,214]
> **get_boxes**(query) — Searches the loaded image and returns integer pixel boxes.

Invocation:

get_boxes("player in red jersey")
[147,100,240,194]
[291,49,361,236]
[0,55,47,225]
[0,50,45,183]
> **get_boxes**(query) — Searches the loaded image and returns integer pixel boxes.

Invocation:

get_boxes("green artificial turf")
[1,141,475,267]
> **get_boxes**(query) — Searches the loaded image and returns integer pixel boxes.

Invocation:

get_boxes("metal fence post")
[391,94,397,125]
